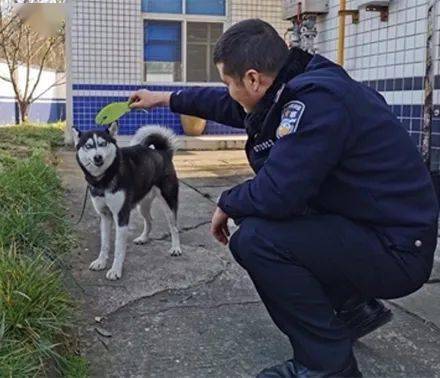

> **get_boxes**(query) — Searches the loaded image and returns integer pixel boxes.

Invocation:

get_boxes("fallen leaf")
[95,327,112,338]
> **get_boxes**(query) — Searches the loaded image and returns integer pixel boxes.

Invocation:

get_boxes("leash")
[74,185,90,225]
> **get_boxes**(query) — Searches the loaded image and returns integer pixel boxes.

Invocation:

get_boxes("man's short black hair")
[213,19,289,79]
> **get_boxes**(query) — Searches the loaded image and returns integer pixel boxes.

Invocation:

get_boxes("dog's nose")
[93,155,103,166]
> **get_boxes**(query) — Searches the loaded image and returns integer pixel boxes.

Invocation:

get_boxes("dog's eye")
[98,141,107,147]
[85,144,93,150]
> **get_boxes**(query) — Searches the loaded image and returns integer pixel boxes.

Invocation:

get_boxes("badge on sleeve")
[276,101,305,139]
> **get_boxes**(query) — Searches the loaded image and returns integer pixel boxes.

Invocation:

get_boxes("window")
[187,22,222,82]
[186,0,225,15]
[144,21,182,82]
[142,1,225,83]
[142,0,226,16]
[142,0,182,14]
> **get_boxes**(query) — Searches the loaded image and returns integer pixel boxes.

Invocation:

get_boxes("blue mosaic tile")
[410,131,422,147]
[402,105,411,117]
[431,133,440,148]
[361,76,428,91]
[73,84,247,136]
[412,105,423,118]
[432,120,440,134]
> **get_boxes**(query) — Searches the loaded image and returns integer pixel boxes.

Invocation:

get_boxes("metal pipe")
[337,0,346,65]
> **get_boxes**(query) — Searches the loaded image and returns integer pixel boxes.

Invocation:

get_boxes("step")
[117,135,247,150]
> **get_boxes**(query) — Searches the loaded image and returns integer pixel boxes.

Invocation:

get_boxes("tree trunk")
[18,101,30,124]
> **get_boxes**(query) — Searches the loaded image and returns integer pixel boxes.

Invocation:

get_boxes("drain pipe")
[337,0,346,65]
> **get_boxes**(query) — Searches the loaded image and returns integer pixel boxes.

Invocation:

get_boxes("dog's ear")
[72,127,81,146]
[107,121,119,137]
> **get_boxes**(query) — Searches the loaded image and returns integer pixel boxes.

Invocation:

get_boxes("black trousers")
[229,214,433,371]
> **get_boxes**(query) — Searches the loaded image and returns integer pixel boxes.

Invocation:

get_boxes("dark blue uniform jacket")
[170,50,439,256]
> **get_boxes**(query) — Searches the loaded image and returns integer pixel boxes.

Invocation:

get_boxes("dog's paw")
[89,258,108,271]
[133,236,149,245]
[106,268,122,280]
[169,247,182,257]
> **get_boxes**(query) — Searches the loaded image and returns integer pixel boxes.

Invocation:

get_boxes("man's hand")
[210,207,230,245]
[129,90,172,109]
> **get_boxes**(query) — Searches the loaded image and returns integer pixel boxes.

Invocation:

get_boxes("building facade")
[68,0,440,171]
[69,0,289,136]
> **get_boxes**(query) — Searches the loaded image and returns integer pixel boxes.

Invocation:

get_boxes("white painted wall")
[0,60,66,100]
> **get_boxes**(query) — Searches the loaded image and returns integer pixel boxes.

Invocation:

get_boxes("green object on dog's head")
[95,101,131,125]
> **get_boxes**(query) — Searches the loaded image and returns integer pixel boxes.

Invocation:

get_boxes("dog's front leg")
[89,211,112,271]
[106,223,128,280]
[106,202,130,280]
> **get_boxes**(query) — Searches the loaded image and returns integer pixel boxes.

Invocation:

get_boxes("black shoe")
[337,298,393,340]
[256,356,362,377]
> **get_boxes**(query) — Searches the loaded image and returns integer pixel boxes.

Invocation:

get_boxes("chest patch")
[276,100,305,139]
[253,139,275,153]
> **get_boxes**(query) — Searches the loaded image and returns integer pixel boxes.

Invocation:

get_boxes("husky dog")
[73,122,181,280]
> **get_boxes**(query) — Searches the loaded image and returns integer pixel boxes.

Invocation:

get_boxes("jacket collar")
[245,48,313,135]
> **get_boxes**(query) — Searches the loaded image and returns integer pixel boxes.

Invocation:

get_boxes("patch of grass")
[0,339,40,377]
[63,355,89,378]
[0,122,64,163]
[0,151,72,255]
[0,246,71,377]
[0,123,87,377]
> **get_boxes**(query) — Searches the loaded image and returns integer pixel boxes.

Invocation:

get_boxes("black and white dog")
[73,122,181,280]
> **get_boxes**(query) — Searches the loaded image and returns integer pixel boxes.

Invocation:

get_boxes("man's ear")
[72,127,81,146]
[107,121,119,137]
[243,69,260,90]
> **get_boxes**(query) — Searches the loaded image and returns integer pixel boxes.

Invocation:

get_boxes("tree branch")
[26,37,57,102]
[0,3,65,123]
[23,27,32,100]
[0,74,12,83]
[31,75,66,103]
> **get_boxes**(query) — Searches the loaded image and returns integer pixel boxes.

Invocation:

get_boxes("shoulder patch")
[276,100,305,139]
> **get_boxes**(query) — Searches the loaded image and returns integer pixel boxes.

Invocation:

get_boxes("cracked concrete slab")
[74,240,227,316]
[391,282,440,329]
[59,150,226,317]
[429,260,440,281]
[79,275,440,378]
[58,149,440,377]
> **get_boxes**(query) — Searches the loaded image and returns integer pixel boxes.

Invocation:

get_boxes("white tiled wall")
[229,0,291,36]
[69,0,438,87]
[70,0,291,85]
[315,0,432,84]
[70,0,142,84]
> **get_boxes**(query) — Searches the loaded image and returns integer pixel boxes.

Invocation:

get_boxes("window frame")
[186,22,223,83]
[142,2,227,85]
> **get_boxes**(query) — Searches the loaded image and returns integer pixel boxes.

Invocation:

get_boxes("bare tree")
[0,1,65,124]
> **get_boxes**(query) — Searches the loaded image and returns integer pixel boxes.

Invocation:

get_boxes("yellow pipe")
[337,0,346,66]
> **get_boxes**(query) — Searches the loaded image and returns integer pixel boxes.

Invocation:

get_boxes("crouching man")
[130,19,438,377]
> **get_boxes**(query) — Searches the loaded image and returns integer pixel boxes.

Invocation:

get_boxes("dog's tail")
[130,125,178,158]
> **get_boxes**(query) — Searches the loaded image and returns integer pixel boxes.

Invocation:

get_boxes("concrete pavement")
[58,149,440,377]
